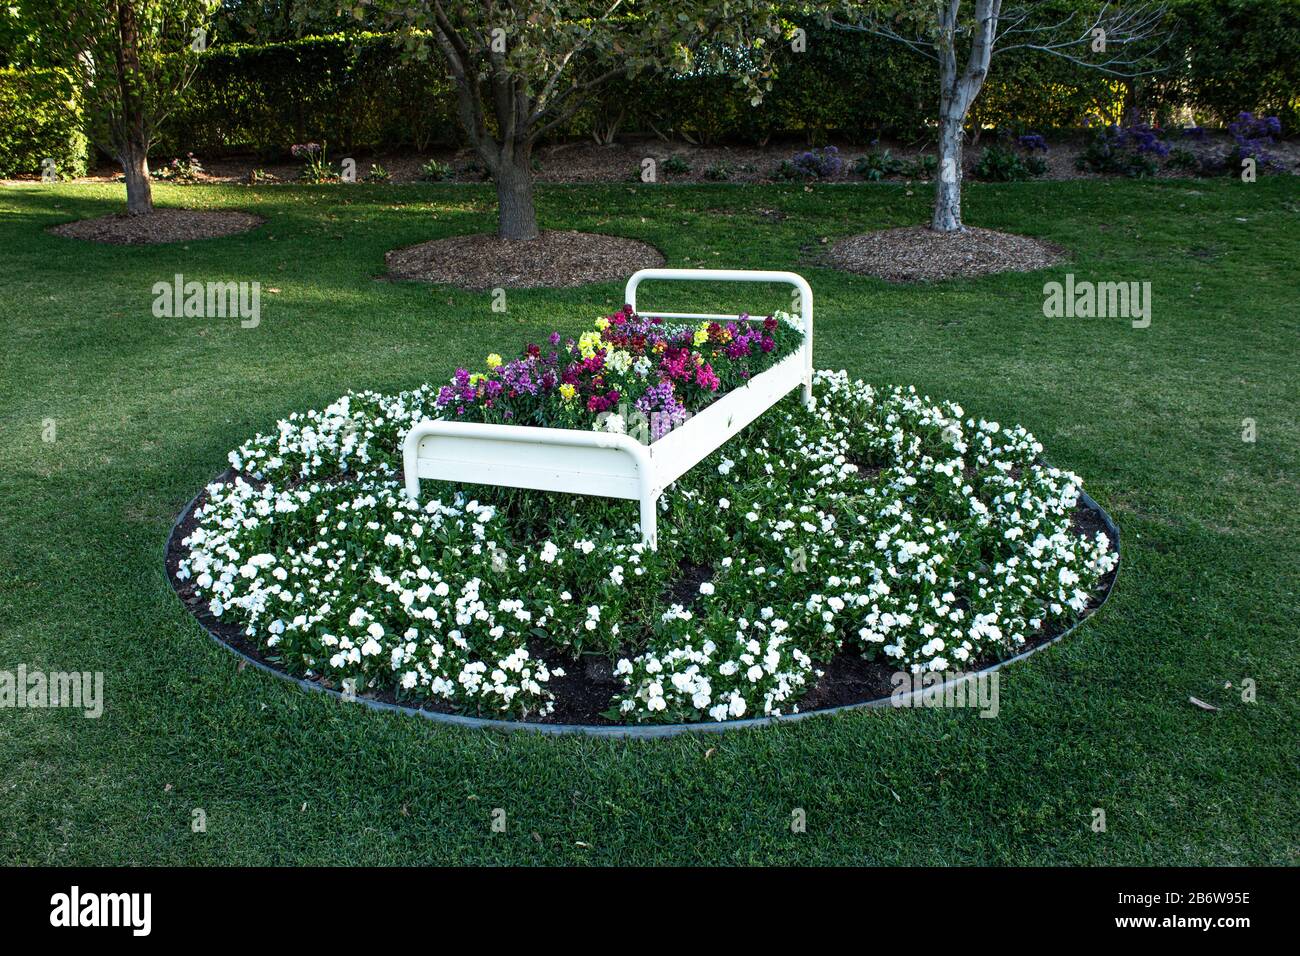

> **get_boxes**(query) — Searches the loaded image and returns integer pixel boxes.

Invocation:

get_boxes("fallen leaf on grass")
[1189,696,1218,711]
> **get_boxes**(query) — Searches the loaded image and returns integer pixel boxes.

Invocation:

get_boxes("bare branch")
[995,1,1171,78]
[827,14,941,62]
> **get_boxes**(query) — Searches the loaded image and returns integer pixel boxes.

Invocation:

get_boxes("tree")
[351,1,785,240]
[22,0,218,215]
[829,1,1168,232]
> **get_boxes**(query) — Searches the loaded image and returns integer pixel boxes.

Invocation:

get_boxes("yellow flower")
[559,383,577,401]
[595,316,610,331]
[693,323,710,347]
[468,373,485,386]
[485,353,503,369]
[578,330,602,359]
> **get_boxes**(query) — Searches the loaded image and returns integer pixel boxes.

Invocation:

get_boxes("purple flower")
[1018,133,1048,153]
[790,146,842,178]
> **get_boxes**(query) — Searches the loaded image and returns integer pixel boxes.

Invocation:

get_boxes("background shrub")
[158,32,457,157]
[0,68,88,178]
[1076,122,1168,177]
[973,141,1048,181]
[854,149,904,181]
[1157,0,1300,132]
[2,4,1297,169]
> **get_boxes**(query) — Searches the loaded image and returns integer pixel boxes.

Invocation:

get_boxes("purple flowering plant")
[789,145,843,179]
[1227,112,1285,172]
[1076,119,1168,176]
[434,308,804,441]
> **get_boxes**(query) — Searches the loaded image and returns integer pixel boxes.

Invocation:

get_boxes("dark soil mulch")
[40,130,1295,188]
[384,229,664,290]
[826,225,1067,282]
[48,208,264,245]
[167,472,1118,728]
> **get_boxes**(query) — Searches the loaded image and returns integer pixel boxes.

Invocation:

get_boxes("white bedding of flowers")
[177,370,1117,724]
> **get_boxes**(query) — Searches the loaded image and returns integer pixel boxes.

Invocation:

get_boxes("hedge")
[0,68,88,178]
[2,2,1296,173]
[1164,0,1300,132]
[156,32,457,156]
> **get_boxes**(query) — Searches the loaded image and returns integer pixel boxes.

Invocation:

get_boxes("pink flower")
[695,363,720,391]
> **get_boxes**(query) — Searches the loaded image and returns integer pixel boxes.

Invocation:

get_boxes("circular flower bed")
[172,371,1117,727]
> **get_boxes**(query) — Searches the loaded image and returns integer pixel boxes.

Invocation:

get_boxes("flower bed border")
[403,269,815,549]
[166,480,1120,739]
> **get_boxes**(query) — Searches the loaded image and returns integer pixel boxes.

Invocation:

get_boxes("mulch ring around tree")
[825,225,1067,282]
[48,208,265,245]
[384,229,665,290]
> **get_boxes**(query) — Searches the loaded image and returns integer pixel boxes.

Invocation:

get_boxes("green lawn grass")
[1,175,1296,865]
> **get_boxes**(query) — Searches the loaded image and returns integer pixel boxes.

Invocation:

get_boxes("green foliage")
[971,49,1127,131]
[901,154,938,179]
[972,143,1047,182]
[363,162,391,183]
[4,4,1300,164]
[1165,147,1202,172]
[151,150,204,181]
[291,141,338,182]
[1154,0,1300,132]
[702,161,735,181]
[17,0,216,159]
[774,159,802,181]
[662,154,692,176]
[1075,126,1162,178]
[165,32,456,155]
[0,67,87,177]
[419,158,454,182]
[854,148,904,181]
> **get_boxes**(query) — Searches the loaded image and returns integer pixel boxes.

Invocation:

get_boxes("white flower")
[184,371,1115,725]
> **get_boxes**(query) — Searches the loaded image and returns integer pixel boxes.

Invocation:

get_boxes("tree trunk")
[494,150,538,241]
[928,0,998,234]
[932,113,964,232]
[121,143,153,216]
[114,1,153,216]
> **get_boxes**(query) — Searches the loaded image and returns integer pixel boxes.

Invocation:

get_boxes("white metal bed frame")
[403,268,814,549]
